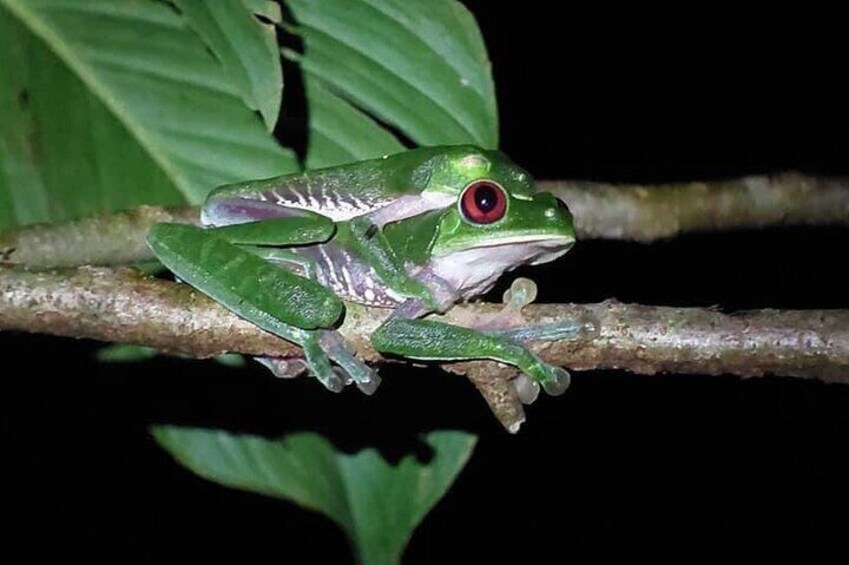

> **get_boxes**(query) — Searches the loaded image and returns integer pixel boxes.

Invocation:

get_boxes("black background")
[3,4,848,562]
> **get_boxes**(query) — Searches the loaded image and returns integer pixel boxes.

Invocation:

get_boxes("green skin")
[147,145,576,396]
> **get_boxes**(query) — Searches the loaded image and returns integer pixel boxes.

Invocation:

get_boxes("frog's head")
[421,146,576,299]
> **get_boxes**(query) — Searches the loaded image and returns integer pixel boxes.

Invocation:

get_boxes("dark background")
[3,4,847,562]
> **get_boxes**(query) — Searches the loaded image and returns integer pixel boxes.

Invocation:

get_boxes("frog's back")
[202,146,465,225]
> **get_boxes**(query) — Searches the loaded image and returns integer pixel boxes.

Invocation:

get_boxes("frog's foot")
[465,278,596,342]
[478,277,600,343]
[523,357,571,397]
[255,356,309,379]
[502,276,539,309]
[511,373,541,404]
[257,355,344,392]
[464,277,538,332]
[317,330,381,395]
[253,331,378,394]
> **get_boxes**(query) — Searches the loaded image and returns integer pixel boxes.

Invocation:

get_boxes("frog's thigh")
[345,217,445,312]
[148,223,342,330]
[371,318,570,395]
[150,224,377,393]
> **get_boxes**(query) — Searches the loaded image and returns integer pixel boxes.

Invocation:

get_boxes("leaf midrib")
[1,0,193,199]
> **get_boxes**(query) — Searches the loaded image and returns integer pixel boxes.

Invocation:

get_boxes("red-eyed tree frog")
[147,146,576,399]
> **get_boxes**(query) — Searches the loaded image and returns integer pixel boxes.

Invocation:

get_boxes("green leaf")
[0,7,183,229]
[96,344,158,363]
[304,75,404,169]
[213,353,247,368]
[0,0,297,209]
[285,0,499,163]
[96,345,245,366]
[173,0,283,132]
[241,0,282,25]
[153,426,476,564]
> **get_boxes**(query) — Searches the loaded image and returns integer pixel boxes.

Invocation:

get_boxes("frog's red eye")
[460,181,507,224]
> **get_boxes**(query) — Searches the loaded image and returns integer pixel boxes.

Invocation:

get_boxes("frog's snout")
[536,192,573,225]
[534,191,568,208]
[535,193,575,246]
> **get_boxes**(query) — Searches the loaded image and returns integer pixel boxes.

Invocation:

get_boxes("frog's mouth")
[479,233,574,246]
[435,232,574,255]
[429,235,575,299]
[490,235,575,266]
[452,233,575,265]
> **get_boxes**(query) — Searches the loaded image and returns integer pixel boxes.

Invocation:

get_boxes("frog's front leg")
[346,216,456,313]
[147,222,379,393]
[243,246,380,393]
[371,302,571,397]
[346,217,570,395]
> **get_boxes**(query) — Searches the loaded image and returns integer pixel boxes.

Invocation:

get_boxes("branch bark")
[2,265,846,432]
[2,173,847,268]
[542,172,849,241]
[0,205,201,268]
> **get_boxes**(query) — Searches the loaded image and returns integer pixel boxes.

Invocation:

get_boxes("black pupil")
[474,184,498,212]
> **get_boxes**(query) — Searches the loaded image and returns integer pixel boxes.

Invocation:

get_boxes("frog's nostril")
[555,197,570,212]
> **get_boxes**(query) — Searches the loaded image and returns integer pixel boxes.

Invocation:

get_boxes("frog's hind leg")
[244,321,380,394]
[255,356,309,379]
[244,247,380,394]
[371,314,571,397]
[254,327,343,392]
[318,330,381,395]
[148,224,377,393]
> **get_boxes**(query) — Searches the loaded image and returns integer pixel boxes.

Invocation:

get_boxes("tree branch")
[2,265,846,432]
[0,206,201,268]
[542,172,849,241]
[2,173,846,268]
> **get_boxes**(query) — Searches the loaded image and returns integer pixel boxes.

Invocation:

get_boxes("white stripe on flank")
[341,264,355,294]
[318,247,340,286]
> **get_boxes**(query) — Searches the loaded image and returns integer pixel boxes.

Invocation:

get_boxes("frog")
[147,145,576,399]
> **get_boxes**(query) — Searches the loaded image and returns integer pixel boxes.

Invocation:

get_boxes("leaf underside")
[286,0,499,168]
[173,0,283,132]
[1,0,498,227]
[153,426,476,564]
[0,7,183,228]
[0,0,297,221]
